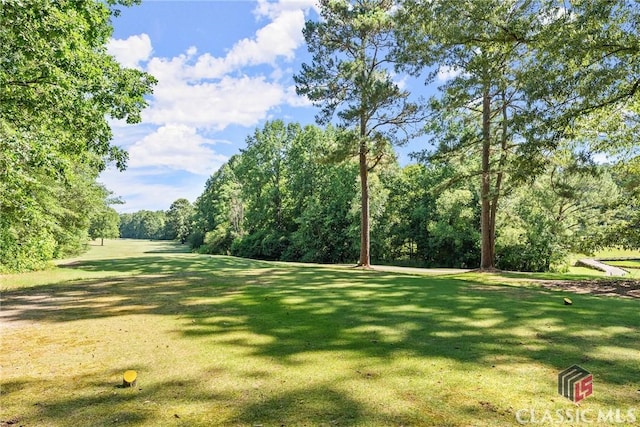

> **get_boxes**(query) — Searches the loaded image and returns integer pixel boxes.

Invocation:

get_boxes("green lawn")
[1,240,638,426]
[593,248,640,260]
[604,260,640,278]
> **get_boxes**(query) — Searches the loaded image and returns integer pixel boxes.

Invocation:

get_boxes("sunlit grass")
[566,248,640,278]
[569,247,640,261]
[607,260,640,268]
[0,239,191,290]
[604,260,640,279]
[1,240,638,426]
[593,248,640,259]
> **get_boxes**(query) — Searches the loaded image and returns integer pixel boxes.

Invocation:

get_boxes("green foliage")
[394,0,639,269]
[288,159,360,263]
[235,121,300,234]
[192,157,243,254]
[427,188,481,268]
[376,161,482,268]
[374,164,434,264]
[496,149,625,271]
[191,122,362,263]
[599,156,640,250]
[113,113,630,273]
[118,200,194,245]
[166,198,194,244]
[52,166,117,257]
[0,0,155,272]
[119,211,168,241]
[89,206,120,244]
[0,215,57,273]
[528,0,639,124]
[0,0,155,169]
[395,0,546,269]
[231,229,290,261]
[295,0,425,266]
[496,204,566,273]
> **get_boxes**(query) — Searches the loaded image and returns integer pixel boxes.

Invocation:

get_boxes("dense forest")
[2,0,638,273]
[119,119,639,272]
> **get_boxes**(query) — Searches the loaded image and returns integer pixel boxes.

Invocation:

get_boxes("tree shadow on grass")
[1,373,373,427]
[1,369,230,427]
[230,384,369,426]
[57,254,273,276]
[143,242,194,254]
[224,270,639,382]
[4,255,639,375]
[2,254,639,425]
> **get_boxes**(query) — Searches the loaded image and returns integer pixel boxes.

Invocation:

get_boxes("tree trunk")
[480,85,494,271]
[359,140,371,268]
[488,91,510,269]
[101,237,104,246]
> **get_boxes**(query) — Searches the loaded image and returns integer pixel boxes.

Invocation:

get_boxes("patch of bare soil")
[538,279,640,299]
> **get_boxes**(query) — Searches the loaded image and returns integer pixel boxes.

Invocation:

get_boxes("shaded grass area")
[1,240,639,426]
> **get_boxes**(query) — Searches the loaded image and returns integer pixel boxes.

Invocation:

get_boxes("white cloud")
[139,1,312,130]
[146,53,194,84]
[144,75,288,129]
[104,0,316,212]
[99,169,207,213]
[109,121,158,149]
[186,46,198,57]
[107,33,153,69]
[253,0,319,20]
[188,8,306,80]
[284,84,312,107]
[227,9,304,66]
[390,71,409,90]
[128,124,228,175]
[538,6,571,26]
[437,65,463,81]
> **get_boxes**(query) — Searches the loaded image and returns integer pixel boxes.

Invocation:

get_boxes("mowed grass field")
[1,240,638,426]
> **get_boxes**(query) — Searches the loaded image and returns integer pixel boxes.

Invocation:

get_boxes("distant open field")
[1,239,638,426]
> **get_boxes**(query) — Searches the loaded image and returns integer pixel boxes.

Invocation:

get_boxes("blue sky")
[102,0,439,213]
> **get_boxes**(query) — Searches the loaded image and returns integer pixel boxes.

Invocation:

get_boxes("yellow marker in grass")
[123,370,137,387]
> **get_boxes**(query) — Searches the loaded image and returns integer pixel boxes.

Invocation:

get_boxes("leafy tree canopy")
[0,0,156,272]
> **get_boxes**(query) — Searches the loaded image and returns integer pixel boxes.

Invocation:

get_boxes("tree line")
[122,117,637,272]
[119,199,194,243]
[2,0,638,273]
[145,119,631,272]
